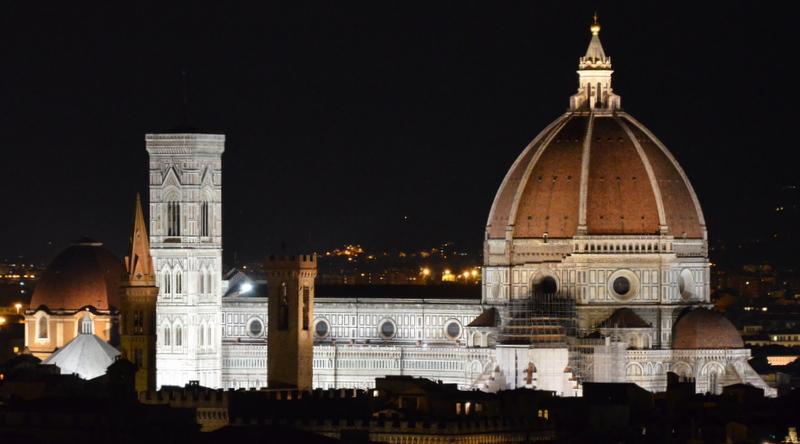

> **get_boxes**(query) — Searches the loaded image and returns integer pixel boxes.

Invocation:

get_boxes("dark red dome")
[30,239,124,311]
[672,308,743,349]
[486,113,705,240]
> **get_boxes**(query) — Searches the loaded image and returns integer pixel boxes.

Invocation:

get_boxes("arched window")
[709,372,718,395]
[175,271,182,295]
[199,269,205,294]
[163,268,172,296]
[164,326,171,346]
[200,325,205,346]
[175,325,183,346]
[167,199,181,236]
[200,201,211,237]
[38,317,48,339]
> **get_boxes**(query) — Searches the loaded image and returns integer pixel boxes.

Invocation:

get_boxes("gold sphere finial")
[591,12,601,35]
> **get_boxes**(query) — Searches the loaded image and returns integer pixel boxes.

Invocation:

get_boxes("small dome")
[672,308,743,349]
[30,239,124,311]
[598,308,651,329]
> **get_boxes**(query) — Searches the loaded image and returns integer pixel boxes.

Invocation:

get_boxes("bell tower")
[266,254,317,390]
[120,194,158,392]
[147,132,225,388]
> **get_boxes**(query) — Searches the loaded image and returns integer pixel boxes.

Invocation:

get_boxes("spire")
[569,14,621,111]
[124,194,155,286]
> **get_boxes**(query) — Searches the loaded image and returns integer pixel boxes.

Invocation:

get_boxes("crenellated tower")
[120,194,159,392]
[266,254,317,390]
[147,132,224,388]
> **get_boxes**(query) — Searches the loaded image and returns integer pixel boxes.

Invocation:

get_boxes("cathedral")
[25,19,773,397]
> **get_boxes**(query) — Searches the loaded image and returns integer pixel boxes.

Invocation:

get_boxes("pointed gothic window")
[164,326,171,346]
[175,271,182,295]
[176,325,182,346]
[163,269,172,296]
[200,201,211,237]
[167,200,181,236]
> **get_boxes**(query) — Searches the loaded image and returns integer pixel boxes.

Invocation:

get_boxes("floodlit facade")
[26,18,770,396]
[208,18,770,396]
[147,133,225,388]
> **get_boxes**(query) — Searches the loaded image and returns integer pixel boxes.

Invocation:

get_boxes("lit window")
[38,317,48,339]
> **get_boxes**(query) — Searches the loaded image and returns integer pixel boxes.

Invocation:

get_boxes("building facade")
[147,133,225,388]
[140,19,772,397]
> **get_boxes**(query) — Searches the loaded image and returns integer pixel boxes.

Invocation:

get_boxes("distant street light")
[15,303,21,314]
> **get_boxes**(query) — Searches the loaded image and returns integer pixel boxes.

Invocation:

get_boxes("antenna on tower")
[181,69,188,126]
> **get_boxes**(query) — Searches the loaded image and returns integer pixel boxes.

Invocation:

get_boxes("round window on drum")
[679,269,695,301]
[247,318,264,338]
[314,319,330,339]
[378,319,396,339]
[607,269,640,302]
[444,320,462,340]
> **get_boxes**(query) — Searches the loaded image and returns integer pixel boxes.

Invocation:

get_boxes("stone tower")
[120,194,159,392]
[147,132,224,388]
[266,254,317,390]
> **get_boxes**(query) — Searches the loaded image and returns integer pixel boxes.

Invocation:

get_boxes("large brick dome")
[486,113,705,240]
[30,238,124,311]
[486,19,705,242]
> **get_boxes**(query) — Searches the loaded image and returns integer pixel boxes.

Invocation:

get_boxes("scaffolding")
[498,292,579,346]
[498,292,617,384]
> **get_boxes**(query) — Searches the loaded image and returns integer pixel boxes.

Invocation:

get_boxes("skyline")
[2,2,798,265]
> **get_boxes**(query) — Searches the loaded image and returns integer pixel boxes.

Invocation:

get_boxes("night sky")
[2,2,798,266]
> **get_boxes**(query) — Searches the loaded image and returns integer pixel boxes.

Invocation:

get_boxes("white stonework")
[147,20,773,398]
[148,133,224,388]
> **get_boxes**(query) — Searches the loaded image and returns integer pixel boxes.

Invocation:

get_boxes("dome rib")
[486,114,572,239]
[614,114,668,232]
[486,19,706,242]
[576,112,594,233]
[621,114,706,237]
[584,115,660,235]
[487,111,705,240]
[511,115,584,239]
